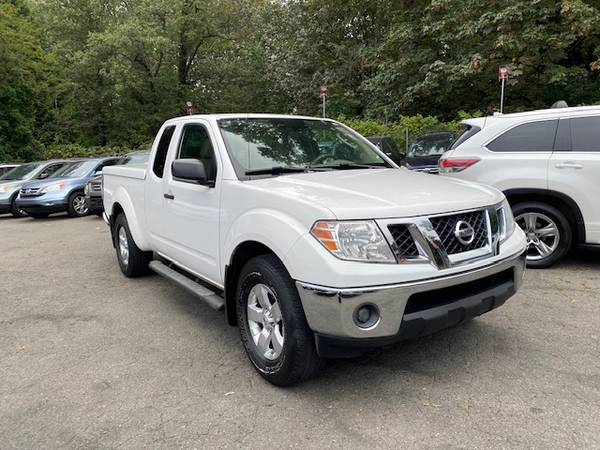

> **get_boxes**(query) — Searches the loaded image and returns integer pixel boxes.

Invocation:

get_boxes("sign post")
[498,66,510,114]
[319,85,328,118]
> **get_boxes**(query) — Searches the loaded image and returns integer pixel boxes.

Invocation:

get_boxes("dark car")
[85,150,150,216]
[406,132,455,174]
[366,136,405,165]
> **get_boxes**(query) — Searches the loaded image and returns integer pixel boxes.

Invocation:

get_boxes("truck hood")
[247,168,503,219]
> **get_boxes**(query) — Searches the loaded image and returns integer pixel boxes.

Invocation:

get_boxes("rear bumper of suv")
[296,250,526,358]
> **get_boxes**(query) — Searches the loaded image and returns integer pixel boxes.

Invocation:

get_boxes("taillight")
[439,158,480,173]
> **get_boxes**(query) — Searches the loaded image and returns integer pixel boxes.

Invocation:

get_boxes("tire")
[113,213,152,277]
[236,254,322,386]
[10,197,26,218]
[28,213,49,219]
[67,191,89,217]
[94,211,104,217]
[513,201,572,268]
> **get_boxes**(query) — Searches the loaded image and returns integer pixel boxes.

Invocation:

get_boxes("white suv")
[440,106,600,268]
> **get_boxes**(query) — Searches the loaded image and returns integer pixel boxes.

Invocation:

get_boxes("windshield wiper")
[245,166,310,176]
[309,163,383,170]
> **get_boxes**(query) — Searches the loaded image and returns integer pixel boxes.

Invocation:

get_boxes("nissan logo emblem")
[454,220,475,245]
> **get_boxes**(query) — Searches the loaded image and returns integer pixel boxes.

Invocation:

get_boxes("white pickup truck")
[103,114,527,386]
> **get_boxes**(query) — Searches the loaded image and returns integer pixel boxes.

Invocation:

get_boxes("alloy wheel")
[515,212,560,261]
[73,195,88,215]
[246,283,284,360]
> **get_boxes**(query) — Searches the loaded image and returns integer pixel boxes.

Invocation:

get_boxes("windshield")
[120,152,150,165]
[218,118,389,177]
[52,161,98,178]
[0,163,41,181]
[409,134,455,157]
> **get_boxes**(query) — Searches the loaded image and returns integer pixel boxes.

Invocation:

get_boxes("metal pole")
[500,78,505,114]
[322,94,326,118]
[405,128,409,153]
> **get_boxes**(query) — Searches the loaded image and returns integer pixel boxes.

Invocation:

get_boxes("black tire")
[28,213,49,219]
[236,254,322,386]
[113,213,152,277]
[10,197,26,218]
[513,201,572,269]
[67,191,88,217]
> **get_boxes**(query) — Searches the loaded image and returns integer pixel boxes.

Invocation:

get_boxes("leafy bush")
[40,144,135,160]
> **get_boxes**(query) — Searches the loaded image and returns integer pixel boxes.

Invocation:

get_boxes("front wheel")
[10,198,26,218]
[67,192,89,217]
[236,254,322,386]
[513,202,572,268]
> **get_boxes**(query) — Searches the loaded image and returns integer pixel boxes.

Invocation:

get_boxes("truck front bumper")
[296,250,526,358]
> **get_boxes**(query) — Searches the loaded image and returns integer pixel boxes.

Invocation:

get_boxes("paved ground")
[1,214,599,449]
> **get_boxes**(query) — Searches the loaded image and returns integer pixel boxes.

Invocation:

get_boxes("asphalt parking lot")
[1,215,599,449]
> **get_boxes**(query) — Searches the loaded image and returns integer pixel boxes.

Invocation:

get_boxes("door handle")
[555,162,583,169]
[164,193,175,200]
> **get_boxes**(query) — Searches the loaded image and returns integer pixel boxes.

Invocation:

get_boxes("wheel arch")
[504,188,585,243]
[108,188,151,251]
[224,240,289,327]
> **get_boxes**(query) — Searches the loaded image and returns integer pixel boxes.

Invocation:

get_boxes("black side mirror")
[172,159,209,185]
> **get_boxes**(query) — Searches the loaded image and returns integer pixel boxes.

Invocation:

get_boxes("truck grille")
[429,210,488,254]
[384,207,495,267]
[20,187,42,197]
[387,224,419,258]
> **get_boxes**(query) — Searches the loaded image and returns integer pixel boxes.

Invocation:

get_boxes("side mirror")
[38,171,49,179]
[397,152,406,158]
[172,159,209,185]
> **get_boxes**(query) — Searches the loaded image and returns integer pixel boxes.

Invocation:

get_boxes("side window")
[571,117,600,152]
[177,124,217,182]
[487,120,558,152]
[38,163,65,179]
[96,159,118,173]
[152,125,176,178]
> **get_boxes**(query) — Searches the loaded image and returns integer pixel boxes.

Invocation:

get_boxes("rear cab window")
[152,125,176,178]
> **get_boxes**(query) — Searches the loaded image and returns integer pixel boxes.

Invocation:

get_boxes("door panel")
[161,121,222,285]
[146,124,178,255]
[549,117,600,243]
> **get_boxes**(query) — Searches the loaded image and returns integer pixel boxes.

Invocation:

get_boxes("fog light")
[353,304,380,329]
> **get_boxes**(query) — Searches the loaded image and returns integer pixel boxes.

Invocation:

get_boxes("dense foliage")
[1,0,599,161]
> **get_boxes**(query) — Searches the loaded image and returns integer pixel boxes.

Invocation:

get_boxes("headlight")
[0,184,9,193]
[310,220,396,263]
[84,184,89,195]
[40,183,65,194]
[498,198,516,242]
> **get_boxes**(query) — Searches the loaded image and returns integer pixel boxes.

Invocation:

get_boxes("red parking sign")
[320,85,328,95]
[498,66,510,81]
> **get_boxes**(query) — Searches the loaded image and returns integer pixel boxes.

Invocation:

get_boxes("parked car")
[103,114,527,386]
[366,136,404,164]
[0,160,71,217]
[439,105,600,268]
[0,163,20,177]
[84,151,150,216]
[17,157,120,218]
[84,174,104,217]
[406,132,455,173]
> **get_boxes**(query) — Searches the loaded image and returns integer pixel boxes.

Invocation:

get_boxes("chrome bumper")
[296,250,526,340]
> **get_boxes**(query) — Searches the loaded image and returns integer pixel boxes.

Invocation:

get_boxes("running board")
[149,260,225,311]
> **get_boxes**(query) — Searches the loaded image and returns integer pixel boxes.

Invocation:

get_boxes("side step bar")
[149,260,225,311]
